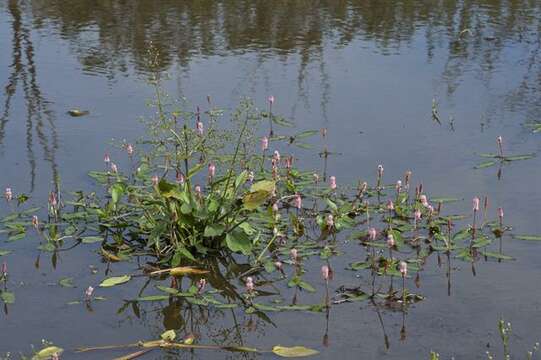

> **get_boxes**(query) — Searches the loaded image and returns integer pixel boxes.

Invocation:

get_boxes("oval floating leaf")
[32,346,63,360]
[474,160,497,169]
[99,275,131,288]
[272,345,319,358]
[513,235,541,241]
[81,236,103,244]
[161,329,176,341]
[0,291,15,304]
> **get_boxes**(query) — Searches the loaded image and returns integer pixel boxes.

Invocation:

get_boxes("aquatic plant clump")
[0,85,516,358]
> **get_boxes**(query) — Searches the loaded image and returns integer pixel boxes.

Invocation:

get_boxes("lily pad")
[99,275,131,288]
[272,345,319,358]
[32,346,63,360]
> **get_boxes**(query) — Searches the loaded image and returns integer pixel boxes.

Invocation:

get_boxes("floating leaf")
[99,275,131,288]
[68,108,89,117]
[272,345,319,358]
[474,160,497,169]
[250,180,275,193]
[58,277,75,288]
[81,236,103,244]
[481,251,514,260]
[161,330,176,341]
[0,291,15,304]
[151,266,209,277]
[32,346,63,360]
[0,250,12,256]
[430,197,461,203]
[513,235,541,241]
[504,154,535,161]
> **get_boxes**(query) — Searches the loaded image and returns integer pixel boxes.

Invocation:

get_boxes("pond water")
[1,1,541,359]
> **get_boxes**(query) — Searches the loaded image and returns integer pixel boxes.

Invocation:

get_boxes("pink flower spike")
[196,121,204,136]
[104,153,111,163]
[273,150,281,162]
[473,197,480,212]
[176,171,185,185]
[294,193,302,209]
[126,144,134,156]
[387,233,395,248]
[274,261,283,271]
[321,265,330,281]
[248,171,254,183]
[197,278,207,293]
[387,200,394,211]
[368,227,377,241]
[261,136,269,151]
[329,176,337,190]
[1,261,7,277]
[498,207,504,219]
[420,194,429,207]
[290,248,298,261]
[110,163,118,174]
[377,164,384,178]
[268,95,275,105]
[313,173,320,183]
[32,215,39,229]
[4,187,12,202]
[399,261,408,276]
[195,185,202,195]
[326,214,334,228]
[396,180,402,193]
[414,210,422,222]
[85,286,94,300]
[208,163,216,179]
[272,202,279,213]
[245,277,255,292]
[151,175,159,186]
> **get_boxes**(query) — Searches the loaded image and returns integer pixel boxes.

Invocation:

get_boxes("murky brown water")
[1,1,541,359]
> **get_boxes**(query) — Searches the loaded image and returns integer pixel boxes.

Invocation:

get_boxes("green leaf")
[136,295,170,301]
[430,197,461,203]
[504,154,535,161]
[158,179,182,199]
[474,160,497,169]
[272,345,319,357]
[0,291,15,304]
[513,235,541,241]
[7,232,25,242]
[243,190,270,210]
[32,346,63,360]
[481,251,514,261]
[58,277,75,288]
[225,229,252,255]
[161,329,176,341]
[0,250,12,256]
[81,236,104,244]
[110,182,126,205]
[250,180,275,193]
[99,275,131,288]
[204,224,225,237]
[295,130,319,139]
[187,163,205,179]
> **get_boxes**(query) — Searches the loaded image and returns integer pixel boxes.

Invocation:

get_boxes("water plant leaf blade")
[0,250,11,256]
[0,291,15,304]
[250,180,275,193]
[81,236,104,244]
[243,191,270,210]
[99,275,131,287]
[204,224,225,237]
[272,345,319,357]
[513,235,541,241]
[225,230,252,255]
[474,160,497,169]
[169,266,209,276]
[160,329,176,341]
[59,277,75,288]
[504,154,535,161]
[32,346,63,360]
